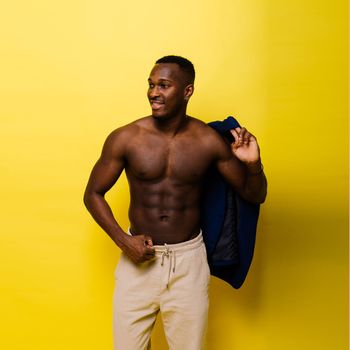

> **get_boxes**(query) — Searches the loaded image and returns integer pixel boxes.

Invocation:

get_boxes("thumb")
[144,235,153,247]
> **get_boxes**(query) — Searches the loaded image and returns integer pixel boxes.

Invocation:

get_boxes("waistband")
[127,229,203,256]
[127,229,203,289]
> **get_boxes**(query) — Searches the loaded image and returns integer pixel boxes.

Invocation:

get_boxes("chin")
[151,111,171,120]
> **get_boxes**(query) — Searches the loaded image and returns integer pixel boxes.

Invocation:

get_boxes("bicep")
[86,157,125,196]
[85,132,126,196]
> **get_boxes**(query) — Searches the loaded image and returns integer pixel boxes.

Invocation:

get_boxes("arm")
[83,128,155,263]
[216,127,267,204]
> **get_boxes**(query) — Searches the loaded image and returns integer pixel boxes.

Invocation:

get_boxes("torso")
[122,116,224,244]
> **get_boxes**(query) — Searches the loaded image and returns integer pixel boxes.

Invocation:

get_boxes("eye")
[160,83,169,89]
[148,83,154,89]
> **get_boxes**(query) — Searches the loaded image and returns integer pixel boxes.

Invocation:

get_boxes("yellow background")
[1,0,348,349]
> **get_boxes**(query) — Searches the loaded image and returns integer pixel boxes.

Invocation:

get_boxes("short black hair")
[155,55,195,84]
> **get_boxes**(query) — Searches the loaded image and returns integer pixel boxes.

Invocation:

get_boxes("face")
[147,63,193,119]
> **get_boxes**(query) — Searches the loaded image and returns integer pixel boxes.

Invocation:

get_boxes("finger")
[238,127,247,137]
[231,128,243,147]
[138,234,151,246]
[245,133,257,146]
[240,128,251,145]
[145,245,155,252]
[239,128,254,145]
[230,128,243,144]
[230,128,239,140]
[239,127,256,140]
[145,247,155,258]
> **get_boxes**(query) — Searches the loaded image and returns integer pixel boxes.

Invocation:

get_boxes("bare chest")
[125,135,212,182]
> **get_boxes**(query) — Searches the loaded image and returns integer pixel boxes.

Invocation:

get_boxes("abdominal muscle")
[127,178,203,245]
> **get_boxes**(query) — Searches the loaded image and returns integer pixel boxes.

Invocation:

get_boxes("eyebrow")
[148,78,172,83]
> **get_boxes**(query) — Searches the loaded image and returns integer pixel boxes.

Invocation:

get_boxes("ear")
[184,84,194,101]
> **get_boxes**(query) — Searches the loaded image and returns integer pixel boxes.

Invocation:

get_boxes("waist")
[128,228,203,255]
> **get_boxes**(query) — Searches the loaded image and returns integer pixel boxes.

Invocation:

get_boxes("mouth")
[150,100,164,110]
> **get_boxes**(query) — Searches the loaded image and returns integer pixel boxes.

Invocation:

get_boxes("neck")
[152,113,189,136]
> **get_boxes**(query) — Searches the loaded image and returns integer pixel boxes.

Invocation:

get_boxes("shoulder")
[187,117,221,139]
[185,117,232,162]
[105,116,150,142]
[102,117,149,154]
[188,117,229,151]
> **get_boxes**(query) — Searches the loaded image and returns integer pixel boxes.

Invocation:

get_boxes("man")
[84,55,267,349]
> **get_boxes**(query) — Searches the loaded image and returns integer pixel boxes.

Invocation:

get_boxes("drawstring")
[160,244,176,288]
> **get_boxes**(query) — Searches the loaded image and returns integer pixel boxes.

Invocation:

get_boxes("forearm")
[83,192,129,248]
[242,161,267,204]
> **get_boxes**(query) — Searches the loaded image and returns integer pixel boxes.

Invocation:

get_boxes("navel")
[160,215,170,222]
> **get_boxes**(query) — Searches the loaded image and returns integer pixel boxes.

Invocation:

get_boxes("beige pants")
[113,232,210,350]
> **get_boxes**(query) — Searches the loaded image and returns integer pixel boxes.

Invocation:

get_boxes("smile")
[150,101,164,110]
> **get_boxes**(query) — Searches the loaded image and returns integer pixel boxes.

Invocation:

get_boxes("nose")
[148,85,160,99]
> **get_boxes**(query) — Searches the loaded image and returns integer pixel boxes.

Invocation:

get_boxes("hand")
[122,234,155,264]
[230,127,260,164]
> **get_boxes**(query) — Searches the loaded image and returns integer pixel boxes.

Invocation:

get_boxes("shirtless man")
[84,55,267,350]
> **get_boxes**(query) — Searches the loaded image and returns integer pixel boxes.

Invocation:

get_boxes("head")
[155,55,195,85]
[147,55,195,120]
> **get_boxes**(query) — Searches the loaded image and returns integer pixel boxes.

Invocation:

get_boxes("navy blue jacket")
[201,116,260,289]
